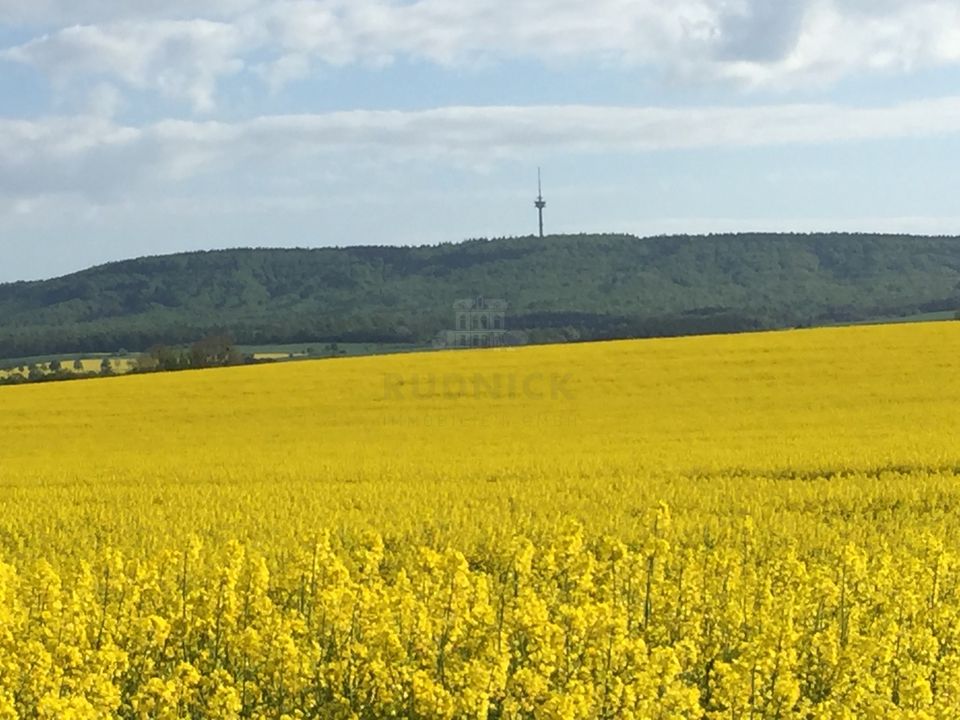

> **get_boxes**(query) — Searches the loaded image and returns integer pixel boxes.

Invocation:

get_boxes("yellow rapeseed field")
[0,322,959,718]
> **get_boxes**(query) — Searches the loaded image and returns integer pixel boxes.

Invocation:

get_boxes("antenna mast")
[534,168,547,239]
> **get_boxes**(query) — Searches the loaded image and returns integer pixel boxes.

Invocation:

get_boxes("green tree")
[136,352,159,372]
[190,333,242,368]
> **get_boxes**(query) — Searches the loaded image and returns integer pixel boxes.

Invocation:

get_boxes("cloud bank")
[4,1,960,111]
[4,98,960,201]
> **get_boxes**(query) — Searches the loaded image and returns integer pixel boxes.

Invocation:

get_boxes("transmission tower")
[534,168,546,239]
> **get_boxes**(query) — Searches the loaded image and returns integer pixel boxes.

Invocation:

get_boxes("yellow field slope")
[1,322,959,718]
[2,321,958,553]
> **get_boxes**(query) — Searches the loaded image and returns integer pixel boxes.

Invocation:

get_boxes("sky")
[3,0,960,282]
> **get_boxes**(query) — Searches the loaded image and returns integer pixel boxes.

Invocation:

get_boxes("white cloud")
[4,0,960,110]
[4,98,960,202]
[84,82,124,118]
[0,0,261,25]
[254,53,312,93]
[721,0,960,87]
[3,20,247,112]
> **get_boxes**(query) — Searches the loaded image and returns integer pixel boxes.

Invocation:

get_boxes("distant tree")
[100,358,113,375]
[143,345,187,371]
[159,346,182,371]
[0,372,24,386]
[136,352,160,372]
[28,364,44,381]
[49,359,62,372]
[190,333,242,368]
[73,359,84,371]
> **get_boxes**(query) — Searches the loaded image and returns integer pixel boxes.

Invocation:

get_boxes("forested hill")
[2,232,960,357]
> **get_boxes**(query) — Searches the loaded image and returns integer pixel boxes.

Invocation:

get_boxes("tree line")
[0,333,254,386]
